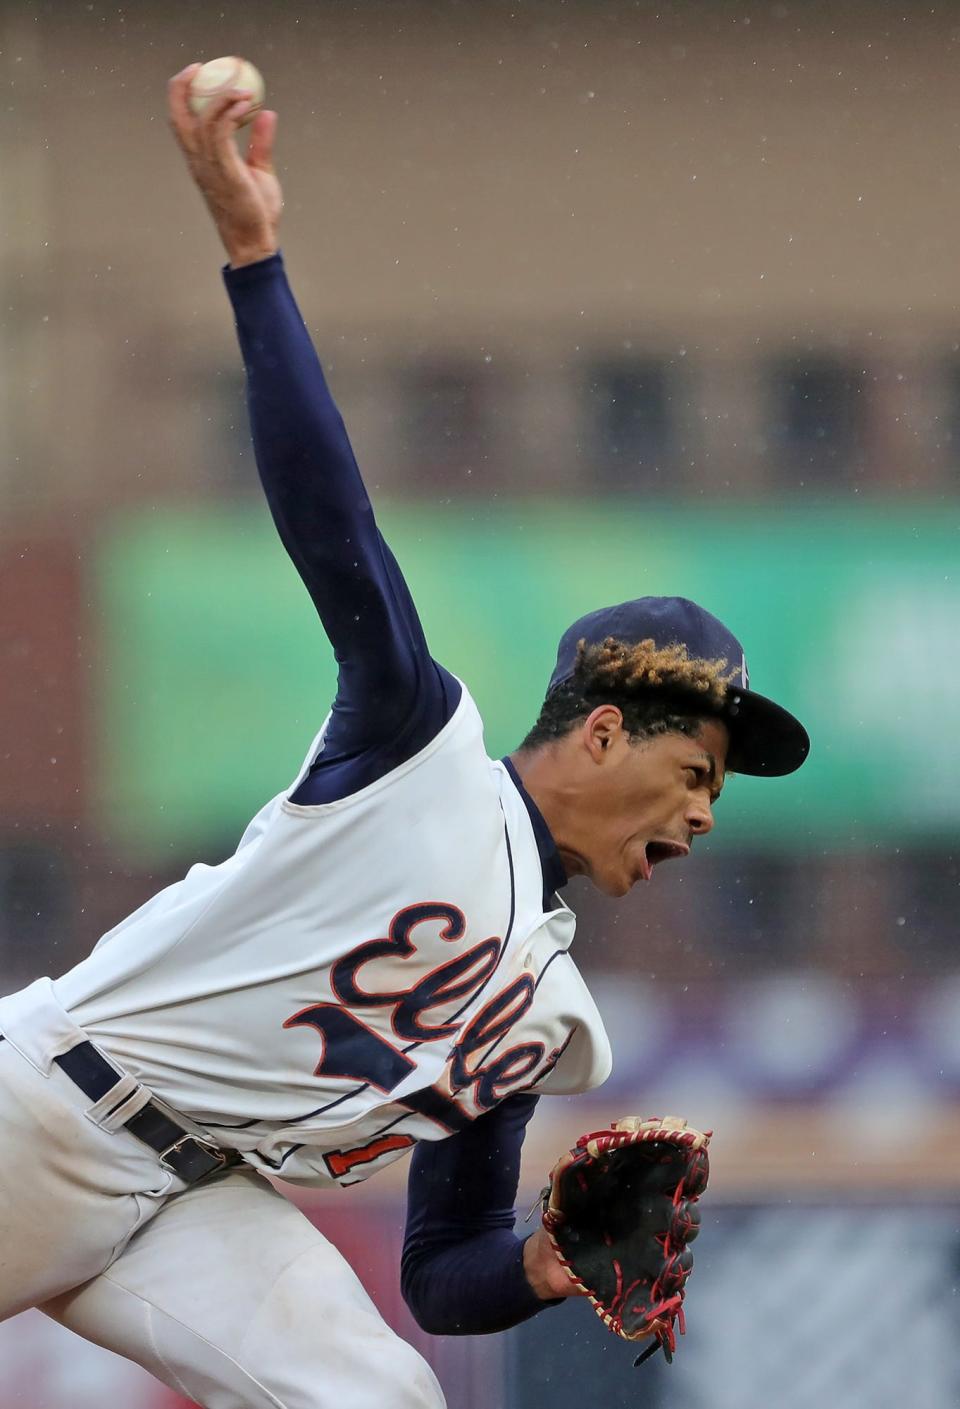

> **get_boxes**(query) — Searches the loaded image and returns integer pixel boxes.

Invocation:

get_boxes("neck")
[507,747,589,879]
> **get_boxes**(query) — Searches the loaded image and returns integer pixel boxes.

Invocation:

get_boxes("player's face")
[570,716,730,898]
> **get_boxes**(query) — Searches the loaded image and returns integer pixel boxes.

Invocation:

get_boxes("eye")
[685,764,722,805]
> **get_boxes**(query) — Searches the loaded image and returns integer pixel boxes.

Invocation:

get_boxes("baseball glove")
[540,1115,710,1366]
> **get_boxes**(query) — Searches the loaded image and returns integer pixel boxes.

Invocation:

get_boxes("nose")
[686,796,715,837]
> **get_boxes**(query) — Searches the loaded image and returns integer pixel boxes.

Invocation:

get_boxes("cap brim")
[723,688,810,777]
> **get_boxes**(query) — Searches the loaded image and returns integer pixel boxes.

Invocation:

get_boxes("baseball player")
[0,68,809,1409]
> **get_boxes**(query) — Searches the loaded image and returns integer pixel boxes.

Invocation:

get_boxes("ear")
[581,705,624,763]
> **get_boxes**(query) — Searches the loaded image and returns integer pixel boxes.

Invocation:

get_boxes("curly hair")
[519,637,740,751]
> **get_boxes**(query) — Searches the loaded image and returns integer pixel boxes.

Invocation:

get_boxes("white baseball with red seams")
[188,57,265,124]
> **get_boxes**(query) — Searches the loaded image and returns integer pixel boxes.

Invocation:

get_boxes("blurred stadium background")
[1,0,959,1404]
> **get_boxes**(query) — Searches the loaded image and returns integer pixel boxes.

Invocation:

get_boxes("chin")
[593,872,632,899]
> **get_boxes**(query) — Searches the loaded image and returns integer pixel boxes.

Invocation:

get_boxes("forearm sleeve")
[401,1095,560,1335]
[223,254,442,755]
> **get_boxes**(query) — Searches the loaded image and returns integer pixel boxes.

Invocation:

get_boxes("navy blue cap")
[548,596,809,777]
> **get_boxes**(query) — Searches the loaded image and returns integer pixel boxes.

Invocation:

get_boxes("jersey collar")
[500,757,568,906]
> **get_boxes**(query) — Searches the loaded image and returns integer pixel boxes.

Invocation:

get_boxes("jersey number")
[323,1133,415,1179]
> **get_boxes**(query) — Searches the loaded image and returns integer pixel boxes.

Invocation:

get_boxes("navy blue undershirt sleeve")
[401,1093,562,1335]
[223,254,460,801]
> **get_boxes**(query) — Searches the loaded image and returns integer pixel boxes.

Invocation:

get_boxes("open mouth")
[643,839,691,873]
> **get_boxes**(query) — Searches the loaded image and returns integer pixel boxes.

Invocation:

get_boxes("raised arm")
[167,66,458,782]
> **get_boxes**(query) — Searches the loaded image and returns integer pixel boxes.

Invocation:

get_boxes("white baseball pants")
[0,980,445,1409]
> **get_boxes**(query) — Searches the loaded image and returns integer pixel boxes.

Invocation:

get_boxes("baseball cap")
[548,596,809,777]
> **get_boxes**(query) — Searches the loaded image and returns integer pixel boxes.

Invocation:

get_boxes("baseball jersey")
[54,684,611,1185]
[51,255,611,1191]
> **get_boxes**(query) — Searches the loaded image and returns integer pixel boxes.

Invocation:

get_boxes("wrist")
[523,1228,578,1301]
[227,242,279,269]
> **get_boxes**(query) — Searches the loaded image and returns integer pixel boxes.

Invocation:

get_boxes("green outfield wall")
[95,501,960,859]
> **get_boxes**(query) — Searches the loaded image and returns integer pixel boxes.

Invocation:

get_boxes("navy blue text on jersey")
[283,902,567,1132]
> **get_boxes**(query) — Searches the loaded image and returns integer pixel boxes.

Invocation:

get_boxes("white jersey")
[54,684,611,1186]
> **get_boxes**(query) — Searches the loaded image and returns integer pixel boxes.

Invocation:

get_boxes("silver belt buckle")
[160,1134,228,1176]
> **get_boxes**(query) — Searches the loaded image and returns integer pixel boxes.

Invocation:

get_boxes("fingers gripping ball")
[541,1115,711,1367]
[188,57,265,125]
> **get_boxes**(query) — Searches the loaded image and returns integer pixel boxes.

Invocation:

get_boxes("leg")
[44,1165,446,1409]
[0,1037,175,1320]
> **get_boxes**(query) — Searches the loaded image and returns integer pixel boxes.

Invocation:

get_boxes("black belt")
[52,1040,236,1185]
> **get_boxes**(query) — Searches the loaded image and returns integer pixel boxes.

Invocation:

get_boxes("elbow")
[405,1302,453,1337]
[400,1256,439,1334]
[400,1252,465,1336]
[400,1276,429,1332]
[408,1307,474,1337]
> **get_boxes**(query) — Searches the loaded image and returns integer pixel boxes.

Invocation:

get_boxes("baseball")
[188,57,265,126]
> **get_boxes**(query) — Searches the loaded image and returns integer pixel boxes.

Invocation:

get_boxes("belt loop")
[90,1080,153,1132]
[81,1070,141,1128]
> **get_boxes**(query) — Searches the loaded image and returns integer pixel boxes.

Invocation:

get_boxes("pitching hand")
[168,63,282,268]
